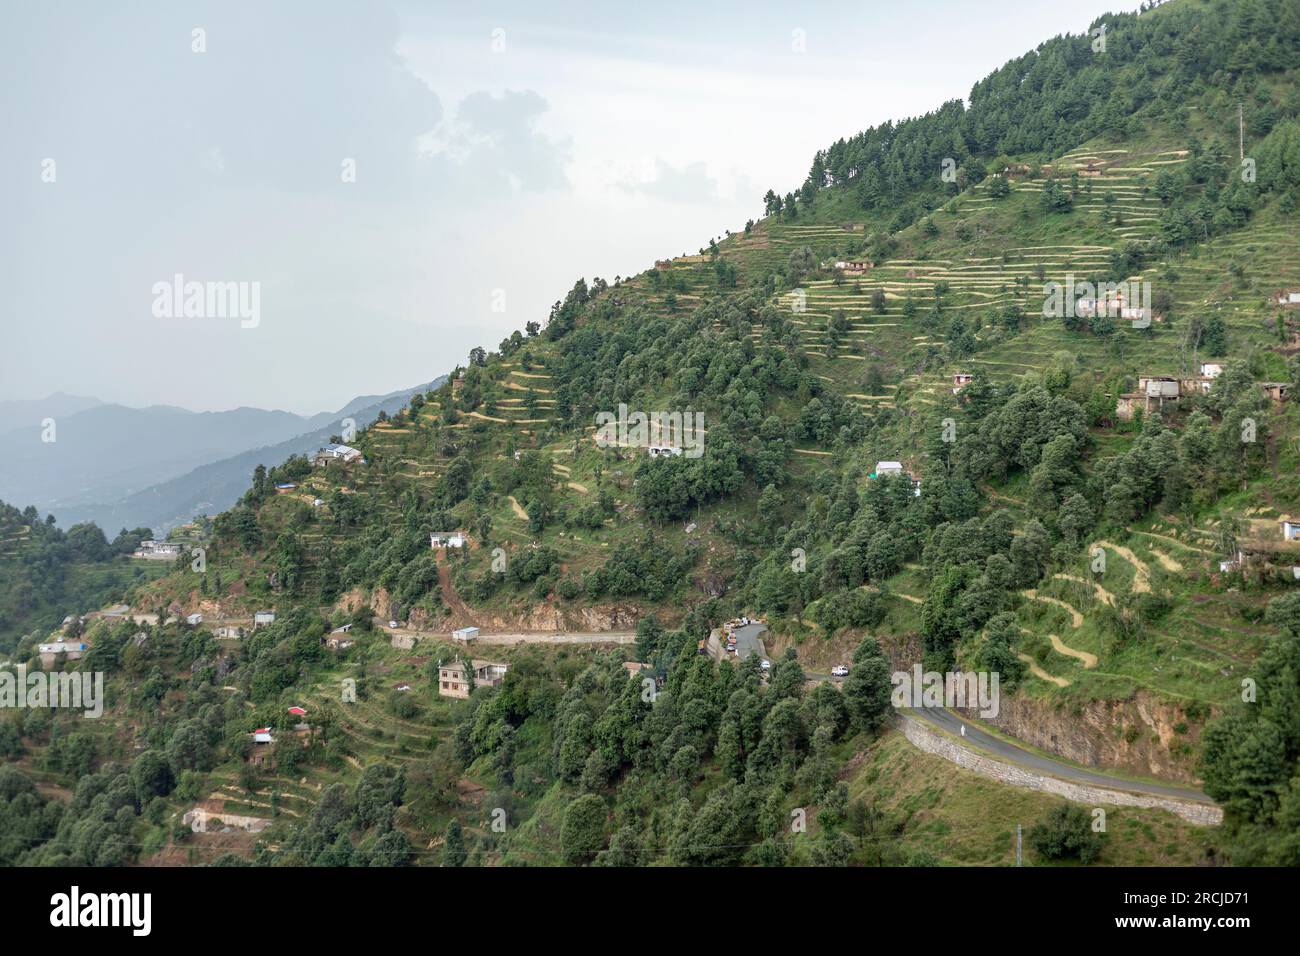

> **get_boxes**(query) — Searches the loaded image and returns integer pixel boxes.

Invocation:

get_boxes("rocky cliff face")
[980,691,1205,783]
[338,585,647,634]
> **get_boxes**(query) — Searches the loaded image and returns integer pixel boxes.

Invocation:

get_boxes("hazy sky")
[1,0,1124,415]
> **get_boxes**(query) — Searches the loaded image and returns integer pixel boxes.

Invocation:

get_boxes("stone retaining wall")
[899,717,1222,826]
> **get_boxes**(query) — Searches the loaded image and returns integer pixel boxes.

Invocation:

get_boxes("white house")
[251,727,274,744]
[875,461,905,476]
[317,443,363,464]
[133,540,181,560]
[1281,518,1300,541]
[1199,362,1223,379]
[431,531,468,549]
[647,445,683,458]
[1274,289,1300,306]
[185,613,203,626]
[453,626,480,643]
[832,260,873,275]
[254,610,276,627]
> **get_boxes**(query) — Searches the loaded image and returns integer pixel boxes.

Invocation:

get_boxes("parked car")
[759,658,771,670]
[388,620,399,629]
[831,665,850,678]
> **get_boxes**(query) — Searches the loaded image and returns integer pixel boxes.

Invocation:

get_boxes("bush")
[1029,804,1104,863]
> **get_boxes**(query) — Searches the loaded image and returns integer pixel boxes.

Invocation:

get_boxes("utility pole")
[1016,824,1023,867]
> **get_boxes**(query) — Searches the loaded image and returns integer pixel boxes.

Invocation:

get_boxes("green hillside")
[0,500,167,654]
[4,0,1300,868]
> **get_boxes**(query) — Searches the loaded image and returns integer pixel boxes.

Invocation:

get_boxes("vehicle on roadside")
[831,665,850,678]
[389,620,399,628]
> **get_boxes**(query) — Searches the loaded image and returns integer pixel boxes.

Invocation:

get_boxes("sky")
[1,0,1128,415]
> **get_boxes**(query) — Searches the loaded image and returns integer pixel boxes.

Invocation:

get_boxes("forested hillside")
[4,0,1300,868]
[0,501,162,654]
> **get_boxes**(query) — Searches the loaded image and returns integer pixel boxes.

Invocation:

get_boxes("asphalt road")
[902,706,1216,805]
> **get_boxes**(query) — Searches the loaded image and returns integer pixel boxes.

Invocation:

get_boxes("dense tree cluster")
[774,0,1300,230]
[450,627,897,865]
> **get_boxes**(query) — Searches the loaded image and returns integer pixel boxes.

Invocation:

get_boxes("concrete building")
[1117,376,1184,420]
[314,443,363,466]
[438,659,509,699]
[37,641,88,668]
[132,540,182,560]
[1261,382,1290,407]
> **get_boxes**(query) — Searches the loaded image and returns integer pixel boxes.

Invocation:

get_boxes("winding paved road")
[901,706,1215,805]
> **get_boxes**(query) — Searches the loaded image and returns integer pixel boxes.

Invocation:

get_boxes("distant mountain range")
[0,379,445,533]
[0,391,103,434]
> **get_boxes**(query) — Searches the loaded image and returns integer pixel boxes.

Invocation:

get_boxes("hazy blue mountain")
[56,377,444,533]
[0,379,445,531]
[0,391,102,434]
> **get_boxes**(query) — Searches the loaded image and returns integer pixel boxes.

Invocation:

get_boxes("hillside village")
[3,0,1300,870]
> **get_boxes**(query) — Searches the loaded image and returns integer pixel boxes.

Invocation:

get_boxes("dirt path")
[1053,572,1115,607]
[507,495,528,520]
[1047,633,1098,668]
[1094,540,1151,592]
[1016,653,1070,687]
[1147,548,1184,572]
[567,482,589,494]
[1019,625,1098,669]
[436,561,476,624]
[1134,530,1211,555]
[1021,590,1084,627]
[208,790,300,818]
[895,593,923,605]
